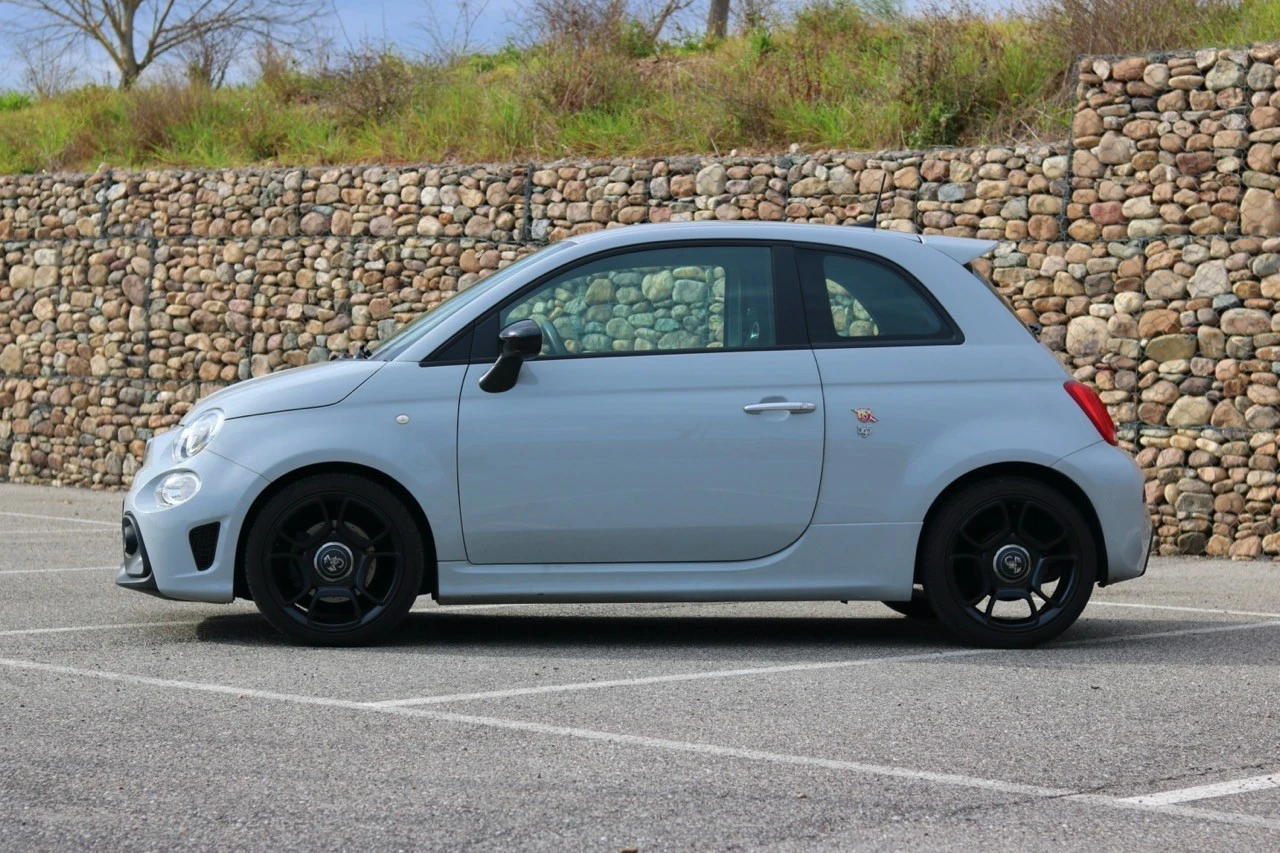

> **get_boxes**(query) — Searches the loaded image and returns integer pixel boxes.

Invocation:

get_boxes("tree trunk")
[116,1,141,89]
[119,60,141,89]
[706,0,730,39]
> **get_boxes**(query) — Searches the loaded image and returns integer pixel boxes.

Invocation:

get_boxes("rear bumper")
[1052,441,1152,585]
[116,433,268,603]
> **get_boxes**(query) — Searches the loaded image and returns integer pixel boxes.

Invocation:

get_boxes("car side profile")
[117,222,1152,648]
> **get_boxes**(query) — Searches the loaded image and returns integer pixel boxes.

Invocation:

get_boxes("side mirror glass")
[479,319,543,393]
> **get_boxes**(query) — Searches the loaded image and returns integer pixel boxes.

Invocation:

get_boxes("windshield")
[371,242,575,361]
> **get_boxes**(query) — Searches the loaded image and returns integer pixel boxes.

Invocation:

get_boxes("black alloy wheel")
[245,473,424,645]
[922,477,1096,648]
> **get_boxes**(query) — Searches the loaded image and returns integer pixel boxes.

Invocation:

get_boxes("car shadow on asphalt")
[189,610,1275,664]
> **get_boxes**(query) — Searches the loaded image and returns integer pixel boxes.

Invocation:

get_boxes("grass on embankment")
[1,0,1279,174]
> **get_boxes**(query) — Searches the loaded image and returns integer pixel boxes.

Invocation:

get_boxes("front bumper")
[116,435,269,603]
[1052,441,1153,585]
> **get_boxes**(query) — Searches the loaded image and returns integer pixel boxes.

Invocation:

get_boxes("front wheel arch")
[234,462,438,601]
[914,462,1108,587]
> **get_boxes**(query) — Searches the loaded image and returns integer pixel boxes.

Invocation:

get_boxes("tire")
[245,473,425,646]
[882,590,937,619]
[921,476,1096,648]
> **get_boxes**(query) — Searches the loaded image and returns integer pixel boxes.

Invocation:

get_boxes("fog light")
[156,472,201,508]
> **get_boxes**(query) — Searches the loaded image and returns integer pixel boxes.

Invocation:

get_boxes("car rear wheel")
[245,473,424,646]
[922,477,1096,648]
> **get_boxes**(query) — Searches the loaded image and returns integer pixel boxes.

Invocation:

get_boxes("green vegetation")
[1,0,1278,174]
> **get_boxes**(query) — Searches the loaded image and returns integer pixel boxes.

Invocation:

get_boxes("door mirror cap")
[480,320,543,393]
[499,319,543,358]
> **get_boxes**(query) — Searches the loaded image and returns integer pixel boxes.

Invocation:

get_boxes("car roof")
[562,221,995,265]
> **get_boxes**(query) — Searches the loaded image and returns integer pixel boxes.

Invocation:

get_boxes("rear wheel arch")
[233,462,438,600]
[915,462,1108,586]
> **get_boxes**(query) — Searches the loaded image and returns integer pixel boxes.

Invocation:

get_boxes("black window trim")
[419,323,475,366]
[463,239,811,363]
[791,243,965,349]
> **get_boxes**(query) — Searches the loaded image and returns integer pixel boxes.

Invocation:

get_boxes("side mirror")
[479,319,543,393]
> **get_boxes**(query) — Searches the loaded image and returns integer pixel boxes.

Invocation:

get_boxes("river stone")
[1145,269,1188,299]
[584,279,615,306]
[1066,316,1109,356]
[0,344,20,373]
[1137,309,1179,338]
[695,164,727,196]
[642,270,674,302]
[1206,59,1246,90]
[1198,326,1226,359]
[1242,188,1280,235]
[790,176,827,196]
[1175,491,1214,515]
[1221,308,1270,335]
[672,279,709,304]
[1096,132,1136,165]
[1167,395,1214,427]
[1146,334,1196,362]
[1188,260,1230,298]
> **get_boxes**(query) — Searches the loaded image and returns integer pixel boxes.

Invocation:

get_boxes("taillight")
[1064,381,1116,445]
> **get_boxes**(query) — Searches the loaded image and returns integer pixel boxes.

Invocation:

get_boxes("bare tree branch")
[417,0,491,64]
[639,0,693,41]
[1,0,326,88]
[16,34,79,97]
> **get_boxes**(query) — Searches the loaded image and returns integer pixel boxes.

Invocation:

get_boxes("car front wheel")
[921,476,1096,648]
[245,473,425,645]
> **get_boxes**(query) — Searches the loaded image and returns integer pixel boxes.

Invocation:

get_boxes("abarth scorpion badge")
[854,408,877,438]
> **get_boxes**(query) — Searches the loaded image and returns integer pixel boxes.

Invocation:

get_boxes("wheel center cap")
[993,544,1032,583]
[314,542,355,583]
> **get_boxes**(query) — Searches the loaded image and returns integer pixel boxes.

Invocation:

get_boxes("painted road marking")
[0,654,1278,832]
[367,619,1280,707]
[1093,601,1280,620]
[0,511,117,527]
[0,565,118,576]
[0,621,202,637]
[0,528,119,537]
[1119,774,1280,806]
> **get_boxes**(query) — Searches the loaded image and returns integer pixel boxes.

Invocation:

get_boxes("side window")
[499,245,775,356]
[800,250,953,344]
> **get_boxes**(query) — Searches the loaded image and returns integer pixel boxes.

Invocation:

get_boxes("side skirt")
[435,522,919,604]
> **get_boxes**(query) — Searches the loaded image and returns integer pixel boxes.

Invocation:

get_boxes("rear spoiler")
[921,235,998,265]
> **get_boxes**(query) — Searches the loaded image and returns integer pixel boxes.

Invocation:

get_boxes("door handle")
[743,401,817,414]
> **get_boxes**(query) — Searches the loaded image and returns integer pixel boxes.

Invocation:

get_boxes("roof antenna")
[855,171,888,229]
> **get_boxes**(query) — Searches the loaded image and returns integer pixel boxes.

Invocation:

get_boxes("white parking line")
[1093,601,1280,620]
[0,565,117,576]
[0,511,117,527]
[367,646,992,707]
[0,653,1277,831]
[0,528,120,537]
[1119,774,1280,806]
[368,618,1280,708]
[0,620,202,637]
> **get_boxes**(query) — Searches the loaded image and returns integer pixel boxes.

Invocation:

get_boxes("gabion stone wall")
[2,42,1280,561]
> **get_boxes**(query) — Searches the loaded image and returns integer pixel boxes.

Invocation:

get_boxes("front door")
[456,242,825,565]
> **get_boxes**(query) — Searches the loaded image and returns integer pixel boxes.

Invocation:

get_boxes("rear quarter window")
[797,249,959,345]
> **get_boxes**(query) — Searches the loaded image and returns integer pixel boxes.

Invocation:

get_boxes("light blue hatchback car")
[118,223,1152,648]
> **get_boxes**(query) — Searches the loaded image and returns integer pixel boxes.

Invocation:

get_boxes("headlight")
[156,472,201,507]
[173,409,224,462]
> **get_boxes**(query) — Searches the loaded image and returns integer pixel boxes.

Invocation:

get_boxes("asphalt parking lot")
[1,483,1280,851]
